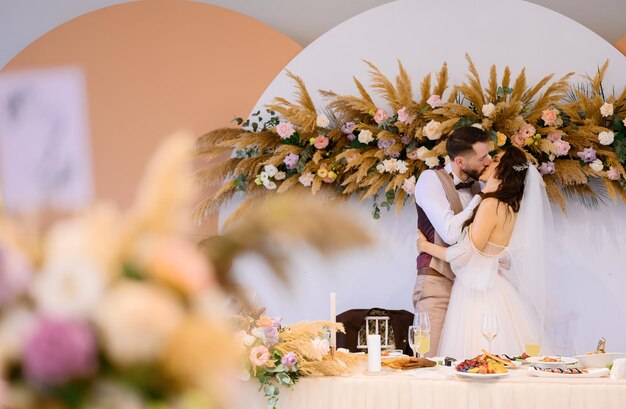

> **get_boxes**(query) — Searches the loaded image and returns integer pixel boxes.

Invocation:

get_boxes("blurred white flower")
[600,102,614,117]
[376,163,385,173]
[316,114,330,128]
[32,259,106,319]
[95,282,184,366]
[274,171,286,181]
[423,120,443,140]
[482,103,495,118]
[590,159,604,172]
[311,338,330,356]
[263,165,278,178]
[298,173,314,187]
[0,307,36,368]
[425,157,440,168]
[598,131,615,145]
[358,130,374,144]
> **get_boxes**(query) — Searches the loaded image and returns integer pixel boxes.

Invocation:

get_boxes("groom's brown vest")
[416,168,481,279]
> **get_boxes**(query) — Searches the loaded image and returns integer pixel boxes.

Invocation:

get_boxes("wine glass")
[413,312,431,358]
[408,326,420,358]
[481,314,498,352]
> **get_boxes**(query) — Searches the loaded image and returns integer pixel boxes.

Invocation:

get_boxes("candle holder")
[357,316,392,350]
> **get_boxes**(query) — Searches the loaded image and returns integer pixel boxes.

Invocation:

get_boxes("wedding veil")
[506,164,555,351]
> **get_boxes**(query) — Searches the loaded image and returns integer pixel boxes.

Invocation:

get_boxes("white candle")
[330,292,336,350]
[367,334,381,372]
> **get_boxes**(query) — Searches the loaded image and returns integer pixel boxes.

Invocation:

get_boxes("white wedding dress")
[437,226,541,359]
[437,165,551,359]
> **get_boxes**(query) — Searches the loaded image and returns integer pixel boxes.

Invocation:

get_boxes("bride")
[417,145,551,359]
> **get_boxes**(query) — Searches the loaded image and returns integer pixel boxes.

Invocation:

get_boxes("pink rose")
[373,109,389,124]
[397,107,414,124]
[607,167,621,181]
[250,345,270,367]
[276,122,295,139]
[541,109,558,126]
[314,135,329,149]
[547,132,562,142]
[511,123,536,147]
[426,94,443,108]
[407,150,420,160]
[553,139,571,157]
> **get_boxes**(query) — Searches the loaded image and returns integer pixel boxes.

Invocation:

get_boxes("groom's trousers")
[412,270,453,358]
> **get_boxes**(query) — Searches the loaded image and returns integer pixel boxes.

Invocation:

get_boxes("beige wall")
[1,0,301,236]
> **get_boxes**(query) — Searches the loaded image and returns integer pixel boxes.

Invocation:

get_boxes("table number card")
[0,67,93,214]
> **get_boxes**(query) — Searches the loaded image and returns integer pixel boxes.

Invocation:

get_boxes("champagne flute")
[481,314,498,353]
[408,326,420,358]
[414,312,431,358]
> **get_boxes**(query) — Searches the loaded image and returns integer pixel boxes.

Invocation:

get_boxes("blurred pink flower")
[607,167,621,181]
[426,95,442,108]
[314,135,329,149]
[250,345,270,366]
[553,139,571,157]
[541,109,558,126]
[23,317,97,385]
[373,109,389,124]
[276,122,295,139]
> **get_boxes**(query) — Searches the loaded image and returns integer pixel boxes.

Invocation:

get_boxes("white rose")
[259,172,269,184]
[416,146,430,160]
[316,114,330,128]
[590,159,604,172]
[263,164,278,177]
[251,327,267,343]
[600,102,614,117]
[311,338,330,356]
[598,131,615,145]
[264,181,277,190]
[274,171,286,181]
[401,175,416,195]
[482,103,495,118]
[382,159,398,173]
[444,155,450,165]
[298,173,314,187]
[358,129,374,144]
[396,160,408,174]
[471,123,484,130]
[423,120,443,140]
[425,156,440,168]
[243,334,256,347]
[376,163,386,173]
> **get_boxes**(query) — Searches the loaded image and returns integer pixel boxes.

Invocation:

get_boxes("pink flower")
[547,132,562,142]
[607,167,621,181]
[397,107,414,124]
[23,317,97,385]
[276,122,295,139]
[314,135,329,149]
[539,162,555,175]
[511,123,536,148]
[281,352,298,367]
[373,109,389,124]
[250,345,270,366]
[553,139,571,157]
[541,109,558,126]
[426,94,443,108]
[407,150,420,160]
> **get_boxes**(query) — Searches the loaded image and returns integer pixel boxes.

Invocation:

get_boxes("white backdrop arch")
[224,0,626,354]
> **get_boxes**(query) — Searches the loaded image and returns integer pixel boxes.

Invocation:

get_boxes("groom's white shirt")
[414,163,481,245]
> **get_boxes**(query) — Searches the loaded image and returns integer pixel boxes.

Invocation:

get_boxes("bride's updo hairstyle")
[463,146,529,228]
[485,145,529,213]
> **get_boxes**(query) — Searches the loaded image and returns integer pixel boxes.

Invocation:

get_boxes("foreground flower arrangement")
[0,132,371,409]
[195,56,626,221]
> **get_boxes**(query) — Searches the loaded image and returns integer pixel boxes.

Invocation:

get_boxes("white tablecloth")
[234,366,626,409]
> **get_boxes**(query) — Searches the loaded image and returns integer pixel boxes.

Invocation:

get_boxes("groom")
[413,126,492,357]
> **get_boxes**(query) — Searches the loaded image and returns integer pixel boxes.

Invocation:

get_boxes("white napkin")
[610,358,626,379]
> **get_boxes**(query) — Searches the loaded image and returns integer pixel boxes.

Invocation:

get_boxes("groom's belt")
[417,267,446,278]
